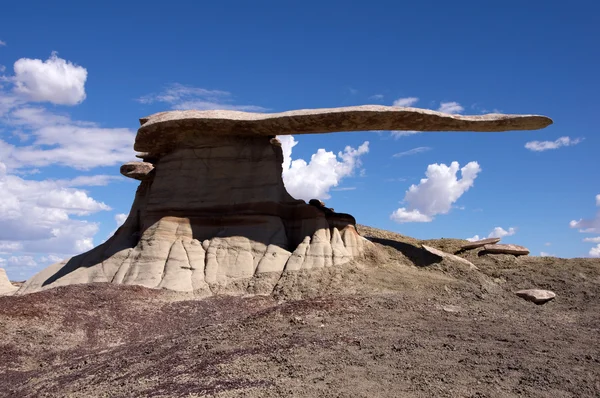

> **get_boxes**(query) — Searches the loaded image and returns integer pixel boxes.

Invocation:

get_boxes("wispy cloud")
[392,146,432,158]
[0,40,6,47]
[390,130,421,139]
[525,136,584,152]
[137,83,268,112]
[369,94,384,101]
[331,187,357,191]
[392,97,419,107]
[583,236,600,243]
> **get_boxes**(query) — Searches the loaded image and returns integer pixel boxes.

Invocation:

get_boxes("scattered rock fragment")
[422,245,478,270]
[483,244,530,256]
[120,161,154,180]
[441,305,461,313]
[515,289,556,305]
[461,237,501,250]
[0,268,18,296]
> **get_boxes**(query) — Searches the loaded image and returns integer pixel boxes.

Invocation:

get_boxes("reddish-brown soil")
[1,226,599,397]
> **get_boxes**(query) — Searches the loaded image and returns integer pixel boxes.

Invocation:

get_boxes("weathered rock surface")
[0,268,17,296]
[135,105,553,153]
[18,105,551,295]
[120,161,154,180]
[422,245,478,270]
[483,244,530,255]
[515,289,556,304]
[461,237,501,250]
[18,135,369,296]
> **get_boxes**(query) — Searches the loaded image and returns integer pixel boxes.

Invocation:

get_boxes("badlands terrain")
[1,225,599,397]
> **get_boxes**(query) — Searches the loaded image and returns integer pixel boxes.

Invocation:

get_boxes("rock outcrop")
[483,244,530,256]
[0,268,17,296]
[17,106,552,295]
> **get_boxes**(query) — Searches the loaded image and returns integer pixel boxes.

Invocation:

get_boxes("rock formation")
[0,268,17,296]
[17,105,552,295]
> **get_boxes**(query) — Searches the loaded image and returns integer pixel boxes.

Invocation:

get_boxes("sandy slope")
[1,226,599,397]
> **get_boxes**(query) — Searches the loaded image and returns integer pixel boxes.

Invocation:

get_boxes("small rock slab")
[120,162,155,180]
[515,289,556,305]
[461,237,501,250]
[483,244,530,255]
[422,245,478,270]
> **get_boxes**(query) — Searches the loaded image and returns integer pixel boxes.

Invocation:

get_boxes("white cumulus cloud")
[488,227,516,238]
[570,194,600,257]
[390,161,481,223]
[0,106,136,170]
[0,161,109,256]
[279,135,369,201]
[115,213,128,226]
[438,101,464,114]
[525,136,583,152]
[467,226,516,242]
[570,193,600,233]
[393,97,419,107]
[12,52,87,105]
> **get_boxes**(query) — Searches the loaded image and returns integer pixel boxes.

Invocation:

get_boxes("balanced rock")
[483,244,530,256]
[422,245,478,270]
[461,237,501,250]
[17,106,551,295]
[0,268,17,296]
[515,289,556,305]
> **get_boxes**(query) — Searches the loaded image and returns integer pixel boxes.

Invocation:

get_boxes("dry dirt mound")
[1,227,599,397]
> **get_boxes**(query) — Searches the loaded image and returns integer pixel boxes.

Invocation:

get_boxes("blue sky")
[0,0,599,280]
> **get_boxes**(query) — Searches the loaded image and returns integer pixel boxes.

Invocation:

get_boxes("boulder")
[17,105,551,295]
[483,244,530,256]
[120,161,154,180]
[461,237,501,250]
[0,268,17,296]
[421,245,478,270]
[515,289,556,305]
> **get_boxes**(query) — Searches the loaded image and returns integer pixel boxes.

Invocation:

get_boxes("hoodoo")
[16,105,552,295]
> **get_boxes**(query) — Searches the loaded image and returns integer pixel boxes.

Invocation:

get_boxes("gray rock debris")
[515,289,556,305]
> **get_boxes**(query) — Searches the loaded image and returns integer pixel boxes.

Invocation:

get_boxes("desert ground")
[1,225,599,397]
